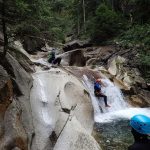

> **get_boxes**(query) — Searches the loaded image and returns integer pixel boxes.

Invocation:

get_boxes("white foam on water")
[82,75,150,123]
[95,108,150,123]
[100,78,128,113]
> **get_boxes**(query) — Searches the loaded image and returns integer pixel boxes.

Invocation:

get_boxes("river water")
[82,75,150,150]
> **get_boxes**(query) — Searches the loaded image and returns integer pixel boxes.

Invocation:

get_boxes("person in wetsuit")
[94,78,110,107]
[128,114,150,150]
[48,48,61,65]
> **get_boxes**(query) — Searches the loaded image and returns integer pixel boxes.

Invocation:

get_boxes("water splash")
[82,75,150,123]
[100,78,128,113]
[95,107,150,123]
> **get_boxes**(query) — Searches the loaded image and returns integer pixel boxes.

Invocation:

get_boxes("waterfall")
[82,75,101,120]
[100,78,128,113]
[82,75,150,123]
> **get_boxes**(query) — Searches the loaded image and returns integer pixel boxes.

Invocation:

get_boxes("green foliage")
[129,0,150,24]
[15,0,29,14]
[117,24,150,81]
[1,0,149,44]
[14,23,41,36]
[1,0,72,43]
[51,27,64,41]
[140,53,150,66]
[89,4,124,43]
[140,50,150,81]
[1,0,149,79]
[118,25,150,48]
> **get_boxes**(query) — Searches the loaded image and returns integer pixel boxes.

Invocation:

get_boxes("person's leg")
[100,95,107,106]
[99,94,110,107]
[57,57,62,65]
[53,57,61,65]
[103,95,108,106]
[53,59,57,64]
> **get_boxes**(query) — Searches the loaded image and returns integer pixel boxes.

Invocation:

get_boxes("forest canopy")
[0,0,150,79]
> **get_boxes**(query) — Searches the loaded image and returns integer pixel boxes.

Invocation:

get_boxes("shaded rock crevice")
[0,49,34,149]
[69,50,86,67]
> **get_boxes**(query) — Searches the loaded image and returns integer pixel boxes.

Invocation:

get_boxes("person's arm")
[100,80,106,87]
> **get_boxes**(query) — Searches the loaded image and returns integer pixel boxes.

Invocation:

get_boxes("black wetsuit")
[94,82,108,106]
[53,57,61,65]
[128,128,150,150]
[48,51,55,63]
[48,51,61,65]
[128,140,150,150]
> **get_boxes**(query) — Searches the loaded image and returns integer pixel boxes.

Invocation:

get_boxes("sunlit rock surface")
[30,68,101,150]
[54,117,101,150]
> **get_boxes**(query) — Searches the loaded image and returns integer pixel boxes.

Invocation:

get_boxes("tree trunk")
[2,0,8,56]
[111,0,114,10]
[129,13,133,24]
[82,0,86,33]
[77,4,80,36]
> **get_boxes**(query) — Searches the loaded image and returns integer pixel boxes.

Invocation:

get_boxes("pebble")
[106,140,110,143]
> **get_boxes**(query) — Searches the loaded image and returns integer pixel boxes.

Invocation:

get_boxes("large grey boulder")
[0,31,4,45]
[69,50,86,66]
[63,40,92,52]
[54,116,101,150]
[108,56,126,76]
[107,56,146,89]
[59,49,87,66]
[22,36,45,54]
[107,55,150,106]
[0,65,12,139]
[9,41,34,73]
[30,68,101,150]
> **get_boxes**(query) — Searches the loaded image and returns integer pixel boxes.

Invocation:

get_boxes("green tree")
[90,4,123,43]
[0,0,73,53]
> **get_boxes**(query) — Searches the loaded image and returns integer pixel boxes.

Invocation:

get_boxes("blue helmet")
[130,115,150,135]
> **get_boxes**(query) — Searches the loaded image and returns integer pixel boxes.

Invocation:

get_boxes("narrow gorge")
[0,1,150,149]
[0,38,149,150]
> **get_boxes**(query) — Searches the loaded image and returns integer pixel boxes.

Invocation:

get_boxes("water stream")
[82,75,150,150]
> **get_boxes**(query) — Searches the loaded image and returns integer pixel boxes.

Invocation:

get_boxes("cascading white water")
[82,75,150,123]
[82,75,101,119]
[100,78,128,112]
[82,75,128,114]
